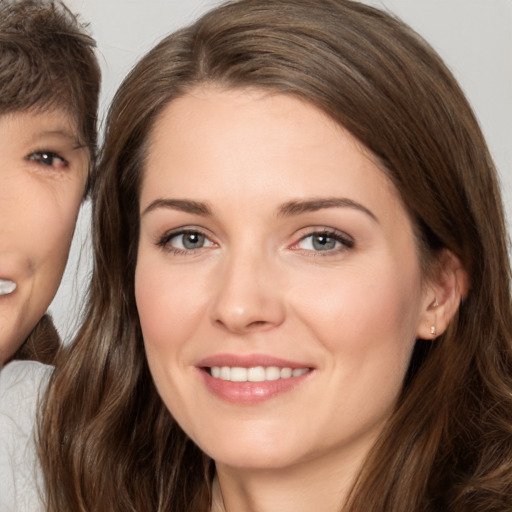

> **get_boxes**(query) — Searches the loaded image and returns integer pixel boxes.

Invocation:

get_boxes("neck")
[211,448,365,512]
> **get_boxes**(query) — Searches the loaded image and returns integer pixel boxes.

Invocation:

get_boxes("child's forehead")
[0,108,85,148]
[1,101,78,123]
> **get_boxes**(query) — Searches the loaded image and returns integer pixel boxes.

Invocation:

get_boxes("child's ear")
[416,250,469,340]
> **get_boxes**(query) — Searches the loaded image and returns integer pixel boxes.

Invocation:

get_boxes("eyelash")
[25,150,69,169]
[156,227,354,256]
[292,228,354,256]
[157,229,215,256]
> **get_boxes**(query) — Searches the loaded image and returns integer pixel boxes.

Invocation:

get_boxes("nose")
[209,248,286,334]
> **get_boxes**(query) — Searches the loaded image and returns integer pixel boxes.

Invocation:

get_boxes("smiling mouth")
[207,366,310,382]
[0,279,17,296]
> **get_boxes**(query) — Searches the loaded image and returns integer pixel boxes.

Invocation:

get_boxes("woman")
[40,0,512,510]
[0,0,100,509]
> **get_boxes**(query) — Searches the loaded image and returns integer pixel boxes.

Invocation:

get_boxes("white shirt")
[0,360,51,512]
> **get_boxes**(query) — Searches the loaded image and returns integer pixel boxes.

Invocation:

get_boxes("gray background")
[51,0,512,340]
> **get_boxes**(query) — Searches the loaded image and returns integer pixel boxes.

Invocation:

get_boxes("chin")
[197,433,302,472]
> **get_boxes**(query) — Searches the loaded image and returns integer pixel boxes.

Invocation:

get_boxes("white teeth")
[230,367,248,382]
[0,279,16,296]
[280,367,292,379]
[209,365,309,382]
[248,366,266,382]
[265,366,281,381]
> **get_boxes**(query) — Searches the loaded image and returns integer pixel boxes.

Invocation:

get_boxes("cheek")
[135,258,207,355]
[0,184,83,360]
[0,177,83,313]
[135,258,207,418]
[291,255,423,363]
[31,189,82,280]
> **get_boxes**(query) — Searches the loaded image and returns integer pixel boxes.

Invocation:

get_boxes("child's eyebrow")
[29,129,84,148]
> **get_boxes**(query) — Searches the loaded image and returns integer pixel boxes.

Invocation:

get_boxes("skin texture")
[0,109,88,363]
[135,87,458,512]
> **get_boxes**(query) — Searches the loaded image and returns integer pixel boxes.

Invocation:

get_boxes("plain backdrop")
[51,0,512,340]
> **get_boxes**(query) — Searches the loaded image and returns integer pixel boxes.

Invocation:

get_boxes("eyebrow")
[141,196,377,222]
[29,129,85,149]
[142,198,213,217]
[278,197,378,222]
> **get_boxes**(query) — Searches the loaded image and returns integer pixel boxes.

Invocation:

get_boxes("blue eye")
[296,230,354,252]
[159,230,215,252]
[26,151,68,169]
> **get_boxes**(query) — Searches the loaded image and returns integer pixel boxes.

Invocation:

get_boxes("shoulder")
[0,360,52,418]
[0,360,53,512]
[0,359,52,391]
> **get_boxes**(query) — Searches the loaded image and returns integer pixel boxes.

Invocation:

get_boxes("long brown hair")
[40,1,512,510]
[1,0,101,364]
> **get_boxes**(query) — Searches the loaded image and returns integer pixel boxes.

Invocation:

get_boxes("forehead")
[148,85,384,169]
[143,88,412,230]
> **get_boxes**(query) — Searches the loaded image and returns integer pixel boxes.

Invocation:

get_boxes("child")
[0,1,100,509]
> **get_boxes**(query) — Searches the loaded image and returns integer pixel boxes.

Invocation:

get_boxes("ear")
[416,250,469,340]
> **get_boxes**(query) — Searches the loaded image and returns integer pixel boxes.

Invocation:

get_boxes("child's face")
[0,109,89,363]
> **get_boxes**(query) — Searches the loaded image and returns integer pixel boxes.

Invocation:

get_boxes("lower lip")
[0,288,17,300]
[199,369,311,404]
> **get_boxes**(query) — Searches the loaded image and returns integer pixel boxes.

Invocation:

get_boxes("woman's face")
[0,109,88,363]
[136,87,436,475]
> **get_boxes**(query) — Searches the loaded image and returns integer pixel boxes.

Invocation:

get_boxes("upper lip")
[197,353,312,369]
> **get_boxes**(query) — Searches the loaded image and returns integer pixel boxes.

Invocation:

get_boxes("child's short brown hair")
[0,0,100,163]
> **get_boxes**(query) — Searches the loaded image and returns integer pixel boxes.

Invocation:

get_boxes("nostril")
[214,317,272,334]
[248,320,267,329]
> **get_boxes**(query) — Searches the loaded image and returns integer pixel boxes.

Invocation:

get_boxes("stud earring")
[431,298,439,308]
[430,325,437,336]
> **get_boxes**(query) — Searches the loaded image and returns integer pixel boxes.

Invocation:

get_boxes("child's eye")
[158,230,215,253]
[26,151,69,169]
[294,230,354,253]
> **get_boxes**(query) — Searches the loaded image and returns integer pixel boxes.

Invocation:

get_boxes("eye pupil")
[40,153,53,165]
[313,235,336,251]
[183,232,205,249]
[26,150,68,168]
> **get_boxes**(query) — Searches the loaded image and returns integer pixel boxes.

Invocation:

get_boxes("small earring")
[431,299,439,308]
[430,325,437,336]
